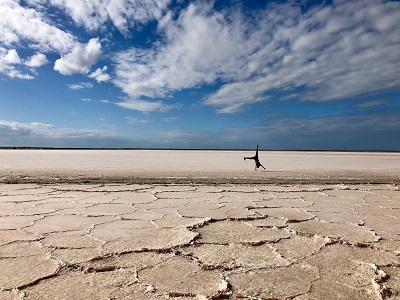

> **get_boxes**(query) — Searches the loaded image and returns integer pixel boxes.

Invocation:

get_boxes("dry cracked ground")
[0,183,399,299]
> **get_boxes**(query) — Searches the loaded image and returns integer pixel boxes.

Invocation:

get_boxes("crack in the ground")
[1,183,399,299]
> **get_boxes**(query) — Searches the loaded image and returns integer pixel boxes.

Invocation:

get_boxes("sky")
[0,0,400,150]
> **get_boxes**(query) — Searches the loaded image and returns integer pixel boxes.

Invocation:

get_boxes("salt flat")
[1,150,400,184]
[0,150,399,299]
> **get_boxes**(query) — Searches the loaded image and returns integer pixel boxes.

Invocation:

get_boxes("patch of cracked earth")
[0,183,399,299]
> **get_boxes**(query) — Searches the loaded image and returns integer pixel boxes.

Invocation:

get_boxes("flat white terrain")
[1,150,399,183]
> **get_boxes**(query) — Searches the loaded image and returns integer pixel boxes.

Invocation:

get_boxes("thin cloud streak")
[68,82,94,90]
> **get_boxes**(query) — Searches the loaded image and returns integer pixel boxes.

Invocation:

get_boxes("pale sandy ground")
[0,150,399,299]
[1,150,400,184]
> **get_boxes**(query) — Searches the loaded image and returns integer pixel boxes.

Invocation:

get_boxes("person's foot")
[244,157,246,161]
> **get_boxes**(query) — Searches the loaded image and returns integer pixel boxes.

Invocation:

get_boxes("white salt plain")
[1,150,399,184]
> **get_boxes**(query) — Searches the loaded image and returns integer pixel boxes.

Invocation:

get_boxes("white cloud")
[0,120,53,137]
[25,53,48,67]
[89,66,110,82]
[0,0,174,81]
[0,48,34,79]
[204,80,270,113]
[54,38,102,75]
[0,0,76,52]
[0,0,76,79]
[113,2,255,111]
[47,0,171,33]
[113,0,400,113]
[1,0,400,114]
[116,99,173,113]
[0,119,112,139]
[68,82,94,90]
[6,69,34,79]
[3,49,21,64]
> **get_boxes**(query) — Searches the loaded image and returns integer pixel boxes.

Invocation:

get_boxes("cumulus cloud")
[113,0,400,113]
[0,48,34,79]
[89,66,110,82]
[54,38,102,75]
[3,49,21,64]
[0,0,75,79]
[25,53,49,67]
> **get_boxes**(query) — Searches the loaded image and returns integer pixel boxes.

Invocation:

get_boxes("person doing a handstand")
[244,145,265,171]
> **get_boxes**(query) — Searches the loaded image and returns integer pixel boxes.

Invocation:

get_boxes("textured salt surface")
[0,183,399,299]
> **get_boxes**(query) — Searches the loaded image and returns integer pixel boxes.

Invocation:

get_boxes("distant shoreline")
[0,147,399,153]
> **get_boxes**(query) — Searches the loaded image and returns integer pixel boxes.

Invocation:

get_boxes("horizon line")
[0,147,399,153]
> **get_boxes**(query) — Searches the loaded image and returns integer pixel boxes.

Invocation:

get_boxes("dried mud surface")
[0,182,399,299]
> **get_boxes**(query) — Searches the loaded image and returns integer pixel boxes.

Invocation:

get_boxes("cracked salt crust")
[229,264,320,299]
[196,220,290,245]
[0,183,399,299]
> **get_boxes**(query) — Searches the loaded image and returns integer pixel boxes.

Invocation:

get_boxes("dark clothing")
[244,145,265,170]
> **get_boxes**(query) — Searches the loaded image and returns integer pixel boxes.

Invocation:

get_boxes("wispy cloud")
[68,82,94,90]
[352,99,390,109]
[126,117,149,124]
[163,117,178,122]
[0,119,114,139]
[113,2,254,112]
[115,99,177,113]
[113,0,400,113]
[45,0,171,34]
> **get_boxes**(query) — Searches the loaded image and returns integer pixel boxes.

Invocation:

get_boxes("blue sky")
[0,0,399,150]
